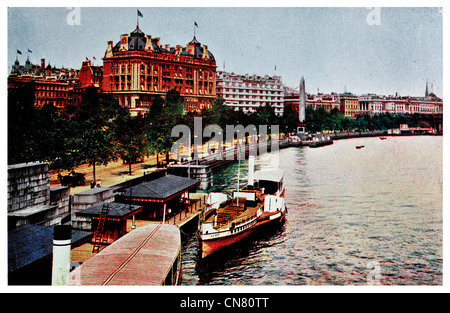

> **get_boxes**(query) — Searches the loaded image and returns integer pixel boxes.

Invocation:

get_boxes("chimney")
[119,34,128,51]
[51,225,71,286]
[145,35,153,52]
[105,41,114,58]
[175,45,182,56]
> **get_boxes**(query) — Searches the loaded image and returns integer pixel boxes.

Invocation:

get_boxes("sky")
[6,5,444,98]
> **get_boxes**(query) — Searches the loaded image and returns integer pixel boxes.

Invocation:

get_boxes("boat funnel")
[248,155,255,188]
[52,225,71,286]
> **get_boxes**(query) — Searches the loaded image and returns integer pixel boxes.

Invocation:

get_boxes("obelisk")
[299,76,306,123]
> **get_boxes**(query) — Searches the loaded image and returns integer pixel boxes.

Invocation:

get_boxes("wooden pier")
[70,223,182,285]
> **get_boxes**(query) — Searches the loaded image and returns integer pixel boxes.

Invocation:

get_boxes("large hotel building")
[216,71,285,115]
[102,26,217,114]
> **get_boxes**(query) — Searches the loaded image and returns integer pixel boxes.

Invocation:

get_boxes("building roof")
[69,223,181,285]
[111,27,215,61]
[121,174,200,202]
[8,224,91,273]
[75,202,142,220]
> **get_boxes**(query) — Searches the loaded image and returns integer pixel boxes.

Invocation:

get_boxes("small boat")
[197,156,287,258]
[380,137,387,140]
[356,145,365,149]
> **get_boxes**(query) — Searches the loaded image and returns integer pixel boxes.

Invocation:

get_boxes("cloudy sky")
[7,5,443,97]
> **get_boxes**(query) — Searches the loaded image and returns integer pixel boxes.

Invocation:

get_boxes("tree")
[35,103,82,172]
[280,104,298,134]
[205,97,233,130]
[71,87,127,182]
[254,104,277,127]
[306,105,322,133]
[148,94,164,118]
[146,90,184,166]
[8,82,38,164]
[114,113,148,175]
[330,107,344,131]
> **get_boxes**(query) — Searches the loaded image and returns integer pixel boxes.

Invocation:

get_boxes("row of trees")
[305,106,419,134]
[8,83,415,179]
[8,84,294,179]
[8,85,183,179]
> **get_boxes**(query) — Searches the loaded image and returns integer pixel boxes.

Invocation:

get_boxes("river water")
[181,136,443,286]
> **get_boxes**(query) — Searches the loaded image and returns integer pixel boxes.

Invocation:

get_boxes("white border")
[1,0,448,294]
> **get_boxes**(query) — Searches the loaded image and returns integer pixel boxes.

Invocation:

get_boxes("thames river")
[181,136,443,285]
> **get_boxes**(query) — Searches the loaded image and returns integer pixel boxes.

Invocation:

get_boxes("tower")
[425,79,429,97]
[299,76,306,123]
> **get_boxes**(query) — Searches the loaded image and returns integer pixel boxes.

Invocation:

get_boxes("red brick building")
[8,57,104,108]
[8,74,72,108]
[71,59,103,106]
[78,59,103,89]
[102,26,217,115]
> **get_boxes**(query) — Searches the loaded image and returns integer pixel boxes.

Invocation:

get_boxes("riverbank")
[286,130,442,148]
[51,129,441,194]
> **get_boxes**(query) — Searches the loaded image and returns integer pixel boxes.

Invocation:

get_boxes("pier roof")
[121,174,200,202]
[75,202,142,221]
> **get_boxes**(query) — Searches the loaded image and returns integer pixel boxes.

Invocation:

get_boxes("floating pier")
[70,223,182,285]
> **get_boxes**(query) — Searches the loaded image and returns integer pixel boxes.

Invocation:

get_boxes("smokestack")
[52,225,71,286]
[248,155,255,188]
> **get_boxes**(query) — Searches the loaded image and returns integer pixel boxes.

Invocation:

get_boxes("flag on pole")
[17,49,22,55]
[137,9,143,18]
[194,21,198,37]
[28,49,32,53]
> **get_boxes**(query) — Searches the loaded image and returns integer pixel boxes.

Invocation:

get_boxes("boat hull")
[200,209,286,258]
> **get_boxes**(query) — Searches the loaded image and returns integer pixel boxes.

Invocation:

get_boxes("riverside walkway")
[51,130,394,194]
[50,154,167,194]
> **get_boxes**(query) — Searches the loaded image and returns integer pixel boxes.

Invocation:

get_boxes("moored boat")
[309,134,333,148]
[197,157,286,258]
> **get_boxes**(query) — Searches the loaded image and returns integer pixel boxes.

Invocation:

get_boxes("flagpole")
[137,10,143,29]
[194,21,198,38]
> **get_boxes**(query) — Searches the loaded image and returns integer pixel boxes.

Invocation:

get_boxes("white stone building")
[216,71,284,115]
